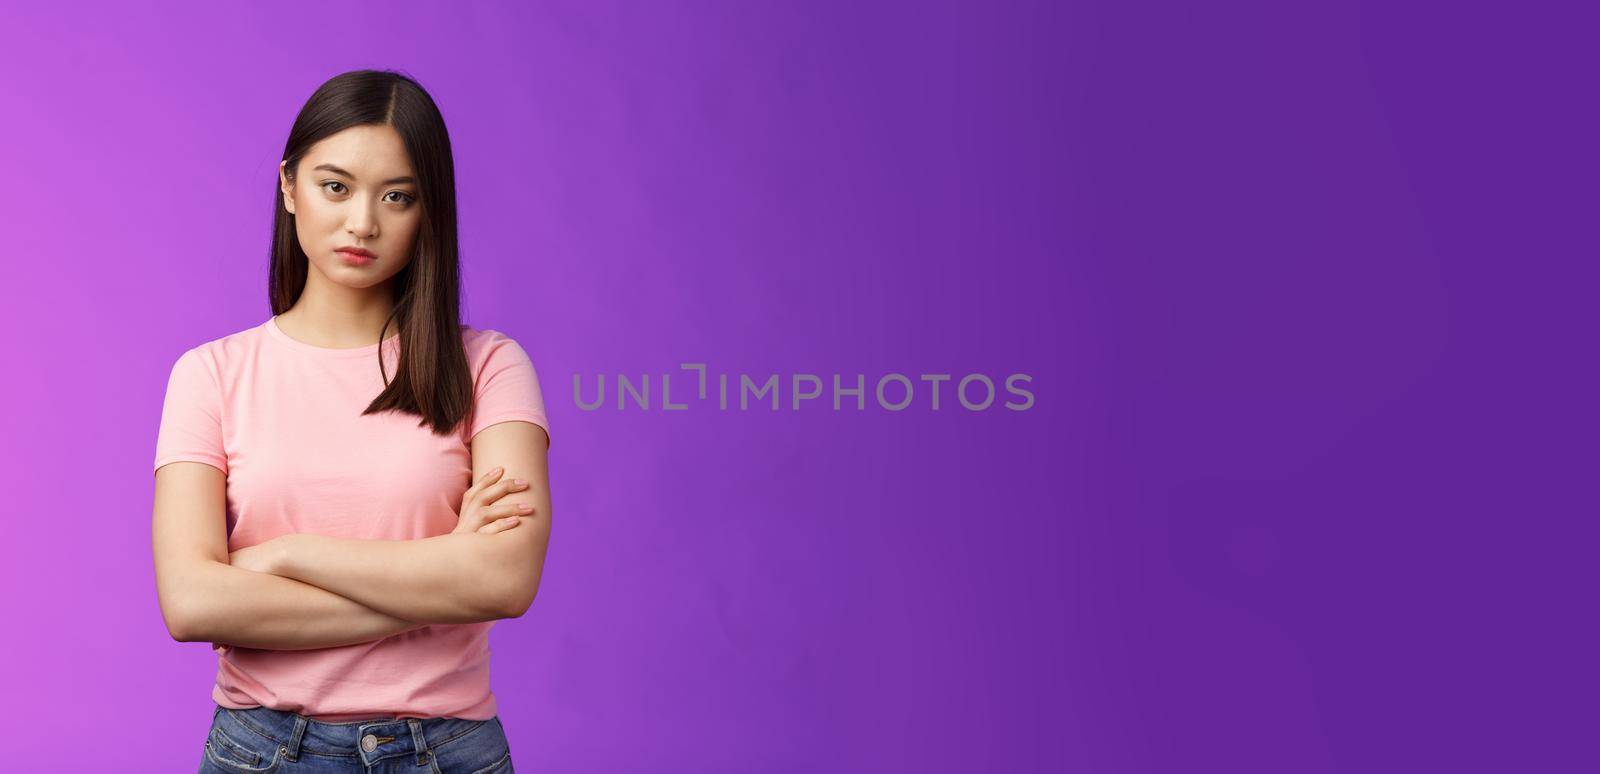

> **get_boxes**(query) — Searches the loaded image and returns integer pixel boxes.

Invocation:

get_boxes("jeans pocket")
[429,717,512,773]
[202,711,282,773]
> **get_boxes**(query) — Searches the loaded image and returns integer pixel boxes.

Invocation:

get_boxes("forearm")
[272,532,511,624]
[177,559,425,650]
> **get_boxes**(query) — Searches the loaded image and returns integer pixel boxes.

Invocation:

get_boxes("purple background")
[1,1,1592,771]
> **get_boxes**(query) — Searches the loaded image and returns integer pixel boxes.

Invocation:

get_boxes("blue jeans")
[198,705,514,773]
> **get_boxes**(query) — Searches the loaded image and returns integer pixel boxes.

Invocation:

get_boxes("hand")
[228,537,286,574]
[453,466,534,536]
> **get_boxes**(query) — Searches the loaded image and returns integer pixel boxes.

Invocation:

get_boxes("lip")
[336,247,377,266]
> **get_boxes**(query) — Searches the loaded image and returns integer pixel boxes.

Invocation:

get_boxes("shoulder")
[461,325,536,368]
[170,321,268,375]
[461,324,519,350]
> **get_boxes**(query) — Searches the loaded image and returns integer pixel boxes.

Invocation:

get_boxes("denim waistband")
[214,704,495,766]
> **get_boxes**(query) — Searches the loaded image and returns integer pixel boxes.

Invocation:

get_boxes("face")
[279,124,421,291]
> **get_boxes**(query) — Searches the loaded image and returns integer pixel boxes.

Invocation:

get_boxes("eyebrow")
[312,163,416,186]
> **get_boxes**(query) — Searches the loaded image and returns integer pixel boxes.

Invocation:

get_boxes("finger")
[477,516,520,534]
[467,466,502,489]
[479,477,529,504]
[465,502,525,530]
[466,467,505,496]
[473,503,518,524]
[493,501,535,519]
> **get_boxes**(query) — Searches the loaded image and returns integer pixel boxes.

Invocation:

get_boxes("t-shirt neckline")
[264,315,401,359]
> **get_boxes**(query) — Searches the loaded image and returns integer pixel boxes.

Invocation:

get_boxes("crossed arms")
[152,420,551,650]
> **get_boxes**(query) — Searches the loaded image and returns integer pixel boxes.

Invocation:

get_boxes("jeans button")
[361,733,378,752]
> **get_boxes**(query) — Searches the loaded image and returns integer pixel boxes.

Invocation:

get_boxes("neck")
[279,273,398,349]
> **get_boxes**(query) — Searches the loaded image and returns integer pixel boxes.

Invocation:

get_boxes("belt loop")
[281,714,308,762]
[408,718,431,765]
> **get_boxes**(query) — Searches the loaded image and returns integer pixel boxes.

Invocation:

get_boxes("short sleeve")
[153,348,229,475]
[467,333,552,448]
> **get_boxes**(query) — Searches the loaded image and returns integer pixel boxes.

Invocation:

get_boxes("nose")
[345,200,379,239]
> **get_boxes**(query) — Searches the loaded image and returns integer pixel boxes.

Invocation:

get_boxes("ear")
[279,160,296,215]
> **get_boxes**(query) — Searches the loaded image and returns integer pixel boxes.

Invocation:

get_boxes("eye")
[385,191,416,205]
[320,181,347,195]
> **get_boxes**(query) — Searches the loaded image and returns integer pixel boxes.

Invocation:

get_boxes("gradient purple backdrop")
[1,1,1592,772]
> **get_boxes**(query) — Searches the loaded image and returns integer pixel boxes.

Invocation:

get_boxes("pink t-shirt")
[153,315,551,721]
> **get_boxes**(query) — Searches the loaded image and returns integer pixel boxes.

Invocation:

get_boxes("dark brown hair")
[269,69,471,436]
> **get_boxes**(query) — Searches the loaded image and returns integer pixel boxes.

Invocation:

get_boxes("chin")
[338,273,395,290]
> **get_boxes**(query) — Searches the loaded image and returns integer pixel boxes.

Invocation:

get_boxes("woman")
[152,69,551,773]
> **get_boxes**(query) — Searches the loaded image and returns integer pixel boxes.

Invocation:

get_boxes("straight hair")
[269,69,472,436]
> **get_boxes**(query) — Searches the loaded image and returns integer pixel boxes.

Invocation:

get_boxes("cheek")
[293,199,338,236]
[391,209,421,235]
[383,213,422,251]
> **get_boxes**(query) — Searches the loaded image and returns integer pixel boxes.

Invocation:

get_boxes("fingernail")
[491,467,503,475]
[513,479,526,486]
[518,504,534,512]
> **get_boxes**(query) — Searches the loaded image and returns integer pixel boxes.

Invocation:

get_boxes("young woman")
[151,70,551,773]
